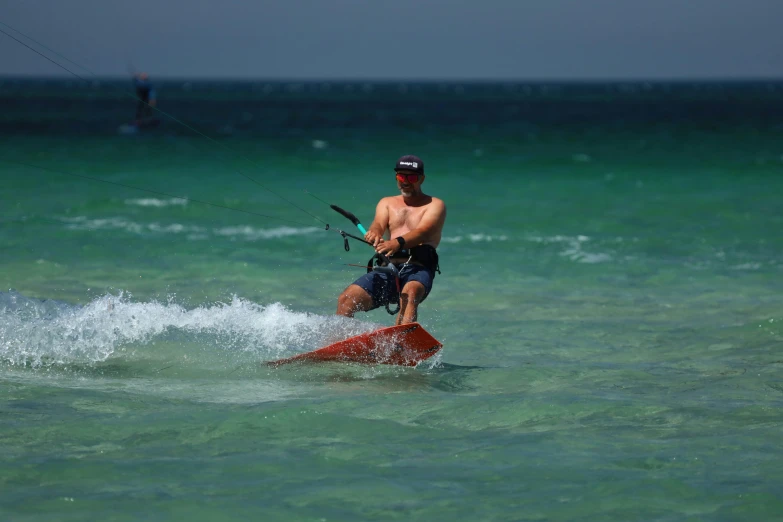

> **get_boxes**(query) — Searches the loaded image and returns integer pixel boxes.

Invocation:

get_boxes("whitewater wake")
[0,291,376,369]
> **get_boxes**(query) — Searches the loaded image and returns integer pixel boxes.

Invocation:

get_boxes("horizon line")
[1,74,783,84]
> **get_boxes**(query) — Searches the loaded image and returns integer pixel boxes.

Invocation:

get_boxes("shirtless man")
[336,155,447,325]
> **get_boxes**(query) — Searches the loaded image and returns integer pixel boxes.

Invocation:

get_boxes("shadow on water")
[427,362,497,372]
[3,352,505,397]
[422,362,505,393]
[243,359,503,393]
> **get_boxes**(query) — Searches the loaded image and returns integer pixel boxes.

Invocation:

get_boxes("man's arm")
[396,198,446,248]
[375,198,447,256]
[364,198,390,246]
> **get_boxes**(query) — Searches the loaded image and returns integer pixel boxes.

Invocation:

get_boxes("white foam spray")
[0,291,375,369]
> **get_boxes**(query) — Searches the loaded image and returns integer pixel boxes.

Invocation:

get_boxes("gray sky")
[2,0,782,80]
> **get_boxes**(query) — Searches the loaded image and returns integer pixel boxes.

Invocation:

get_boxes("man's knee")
[400,281,426,304]
[337,284,373,313]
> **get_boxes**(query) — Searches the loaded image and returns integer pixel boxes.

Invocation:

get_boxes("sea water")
[2,79,783,520]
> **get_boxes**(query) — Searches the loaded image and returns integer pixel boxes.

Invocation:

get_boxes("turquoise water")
[2,80,783,520]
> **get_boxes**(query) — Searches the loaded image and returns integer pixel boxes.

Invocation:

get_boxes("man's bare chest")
[389,205,427,229]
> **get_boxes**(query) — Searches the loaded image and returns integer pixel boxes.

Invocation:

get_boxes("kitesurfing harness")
[365,245,440,278]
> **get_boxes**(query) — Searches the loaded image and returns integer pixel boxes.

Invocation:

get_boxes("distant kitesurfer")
[133,72,157,125]
[336,155,446,325]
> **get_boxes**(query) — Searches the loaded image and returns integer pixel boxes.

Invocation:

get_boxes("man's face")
[395,170,423,196]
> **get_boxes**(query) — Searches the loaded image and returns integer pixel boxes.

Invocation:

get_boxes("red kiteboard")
[267,323,442,367]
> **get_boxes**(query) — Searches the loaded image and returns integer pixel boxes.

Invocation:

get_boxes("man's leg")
[336,284,375,317]
[395,281,426,325]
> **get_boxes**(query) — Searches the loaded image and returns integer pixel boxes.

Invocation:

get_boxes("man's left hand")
[374,238,400,257]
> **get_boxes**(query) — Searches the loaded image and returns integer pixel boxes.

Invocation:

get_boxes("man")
[336,155,447,325]
[133,72,157,125]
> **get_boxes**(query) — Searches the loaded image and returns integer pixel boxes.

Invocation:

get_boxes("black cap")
[394,155,424,175]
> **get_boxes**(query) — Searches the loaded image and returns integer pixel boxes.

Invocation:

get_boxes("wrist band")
[396,236,406,248]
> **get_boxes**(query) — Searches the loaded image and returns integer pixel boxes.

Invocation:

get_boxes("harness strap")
[366,253,402,315]
[367,249,437,316]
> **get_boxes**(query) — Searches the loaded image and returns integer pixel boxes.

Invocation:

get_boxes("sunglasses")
[396,173,421,183]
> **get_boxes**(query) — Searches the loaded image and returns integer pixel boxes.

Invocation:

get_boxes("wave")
[0,291,376,369]
[213,225,321,240]
[441,233,614,264]
[526,234,613,264]
[58,216,320,241]
[441,234,508,243]
[124,197,188,208]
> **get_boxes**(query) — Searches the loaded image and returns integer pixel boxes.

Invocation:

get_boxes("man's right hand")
[364,230,383,247]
